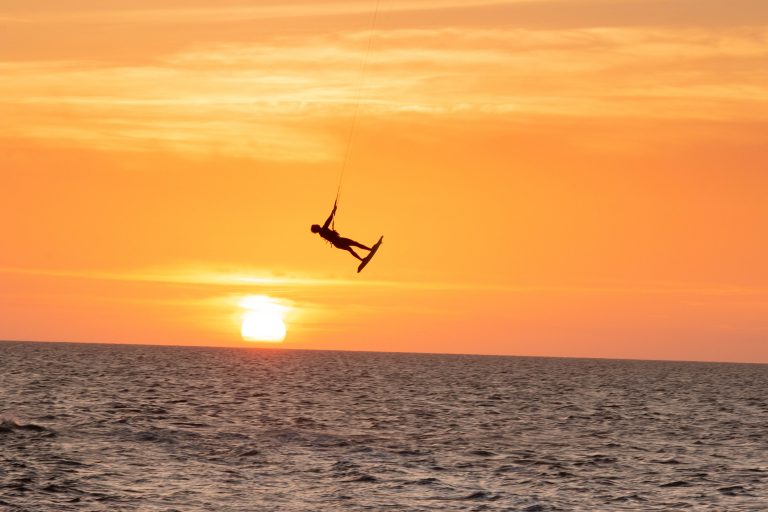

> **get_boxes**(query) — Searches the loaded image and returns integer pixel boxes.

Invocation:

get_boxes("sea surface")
[1,341,767,511]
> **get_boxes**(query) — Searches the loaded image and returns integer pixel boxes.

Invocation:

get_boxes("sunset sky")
[2,0,767,362]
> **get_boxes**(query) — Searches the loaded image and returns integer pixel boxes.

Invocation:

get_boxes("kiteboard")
[357,236,383,273]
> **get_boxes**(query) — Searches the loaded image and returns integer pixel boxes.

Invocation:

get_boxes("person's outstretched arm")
[322,202,337,229]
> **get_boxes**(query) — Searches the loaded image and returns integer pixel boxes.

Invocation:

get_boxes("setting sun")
[240,295,288,343]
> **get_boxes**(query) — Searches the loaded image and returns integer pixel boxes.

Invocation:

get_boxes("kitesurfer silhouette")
[311,202,373,261]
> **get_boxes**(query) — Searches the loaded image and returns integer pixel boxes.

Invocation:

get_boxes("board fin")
[357,236,383,273]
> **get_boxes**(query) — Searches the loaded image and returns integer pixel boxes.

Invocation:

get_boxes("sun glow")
[240,295,288,343]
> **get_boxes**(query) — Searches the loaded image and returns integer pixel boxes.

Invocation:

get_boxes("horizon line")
[2,338,766,367]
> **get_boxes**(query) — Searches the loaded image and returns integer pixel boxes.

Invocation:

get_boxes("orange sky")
[2,0,767,362]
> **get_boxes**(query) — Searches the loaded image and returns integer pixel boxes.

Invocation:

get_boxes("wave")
[0,414,54,435]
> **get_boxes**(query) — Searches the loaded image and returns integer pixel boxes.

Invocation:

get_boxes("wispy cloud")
[0,1,576,25]
[3,265,768,297]
[3,24,767,158]
[4,0,766,28]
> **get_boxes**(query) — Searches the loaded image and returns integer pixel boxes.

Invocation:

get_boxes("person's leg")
[339,237,371,251]
[349,240,371,251]
[346,248,363,260]
[335,238,366,259]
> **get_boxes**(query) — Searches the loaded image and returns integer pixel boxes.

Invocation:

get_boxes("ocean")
[1,341,766,511]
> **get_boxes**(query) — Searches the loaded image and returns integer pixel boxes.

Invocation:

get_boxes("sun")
[240,295,288,343]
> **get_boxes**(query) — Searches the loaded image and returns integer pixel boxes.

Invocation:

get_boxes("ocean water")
[1,342,766,511]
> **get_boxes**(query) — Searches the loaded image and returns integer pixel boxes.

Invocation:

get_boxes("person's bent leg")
[346,248,363,260]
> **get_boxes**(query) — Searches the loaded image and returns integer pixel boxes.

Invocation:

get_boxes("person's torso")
[320,227,341,244]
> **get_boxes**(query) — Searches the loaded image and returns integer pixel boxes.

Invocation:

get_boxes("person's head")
[310,224,321,233]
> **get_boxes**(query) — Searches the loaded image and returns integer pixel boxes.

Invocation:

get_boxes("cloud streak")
[4,265,768,297]
[3,22,767,159]
[4,0,767,28]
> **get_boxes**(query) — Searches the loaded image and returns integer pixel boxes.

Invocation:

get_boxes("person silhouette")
[311,203,372,261]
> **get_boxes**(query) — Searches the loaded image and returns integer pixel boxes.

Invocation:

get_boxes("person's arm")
[322,202,337,230]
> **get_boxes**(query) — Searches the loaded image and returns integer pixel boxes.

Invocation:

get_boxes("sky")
[2,0,767,362]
